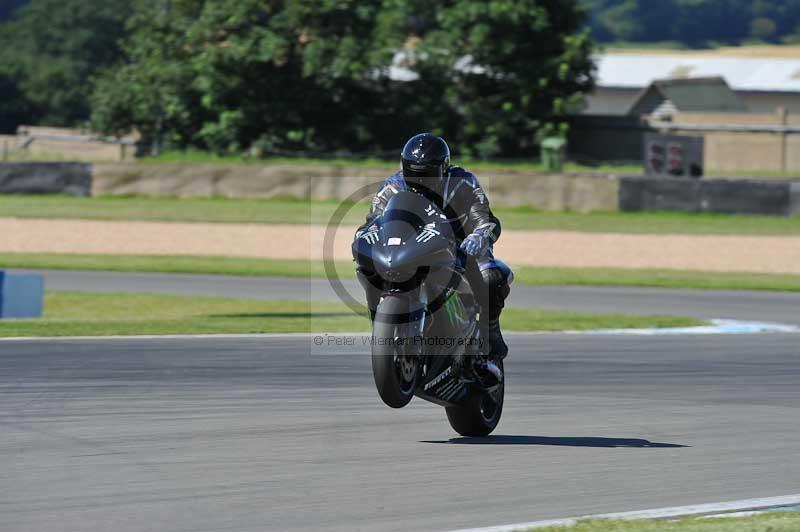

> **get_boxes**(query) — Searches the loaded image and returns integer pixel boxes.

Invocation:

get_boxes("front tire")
[446,360,504,437]
[371,295,421,409]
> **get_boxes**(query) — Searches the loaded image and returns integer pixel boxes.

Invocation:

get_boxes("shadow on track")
[421,435,688,448]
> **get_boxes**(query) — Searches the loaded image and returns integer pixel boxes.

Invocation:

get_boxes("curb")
[443,493,800,532]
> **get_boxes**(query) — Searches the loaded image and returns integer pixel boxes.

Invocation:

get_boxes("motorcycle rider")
[355,132,512,383]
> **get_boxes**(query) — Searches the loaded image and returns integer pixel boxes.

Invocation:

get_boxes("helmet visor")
[403,161,443,178]
[402,163,444,194]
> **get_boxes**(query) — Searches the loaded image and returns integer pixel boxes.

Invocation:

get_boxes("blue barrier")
[0,272,44,319]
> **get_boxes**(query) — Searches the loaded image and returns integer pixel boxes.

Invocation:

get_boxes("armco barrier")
[0,162,91,196]
[0,272,44,319]
[619,176,800,216]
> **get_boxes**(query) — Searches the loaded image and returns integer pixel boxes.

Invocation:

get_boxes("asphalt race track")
[2,270,800,531]
[2,332,800,532]
[17,269,800,324]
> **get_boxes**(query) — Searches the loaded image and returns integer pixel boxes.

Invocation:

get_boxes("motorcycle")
[352,191,504,437]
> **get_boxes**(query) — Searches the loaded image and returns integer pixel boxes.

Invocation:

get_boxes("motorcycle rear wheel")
[446,360,504,437]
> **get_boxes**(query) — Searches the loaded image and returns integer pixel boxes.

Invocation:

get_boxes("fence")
[3,125,137,162]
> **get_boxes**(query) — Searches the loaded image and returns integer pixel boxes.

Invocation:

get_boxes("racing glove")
[460,232,488,257]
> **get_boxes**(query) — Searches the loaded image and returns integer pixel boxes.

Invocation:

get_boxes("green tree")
[583,0,800,45]
[92,0,594,157]
[0,74,31,133]
[0,0,131,127]
[417,0,594,157]
[0,0,28,22]
[750,17,778,40]
[93,0,409,154]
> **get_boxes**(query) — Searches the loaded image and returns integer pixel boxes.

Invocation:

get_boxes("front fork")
[390,288,426,356]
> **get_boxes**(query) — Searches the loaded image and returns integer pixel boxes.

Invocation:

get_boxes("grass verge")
[526,510,800,532]
[0,291,702,337]
[3,253,800,292]
[0,253,324,277]
[3,195,800,235]
[512,267,800,292]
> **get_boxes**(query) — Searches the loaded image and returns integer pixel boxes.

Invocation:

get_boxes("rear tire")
[446,361,504,437]
[371,295,421,409]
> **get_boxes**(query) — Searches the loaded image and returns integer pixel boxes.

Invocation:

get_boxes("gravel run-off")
[2,217,799,274]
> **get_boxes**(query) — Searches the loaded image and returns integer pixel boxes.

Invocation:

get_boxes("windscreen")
[381,191,454,241]
[382,192,433,231]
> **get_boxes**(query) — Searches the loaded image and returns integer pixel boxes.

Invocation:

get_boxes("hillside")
[584,0,800,45]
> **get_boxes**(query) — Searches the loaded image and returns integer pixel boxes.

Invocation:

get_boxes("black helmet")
[401,133,450,192]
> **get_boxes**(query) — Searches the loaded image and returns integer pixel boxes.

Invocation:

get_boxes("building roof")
[628,77,746,115]
[595,53,800,93]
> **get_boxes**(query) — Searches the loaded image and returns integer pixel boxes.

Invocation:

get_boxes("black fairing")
[354,191,483,407]
[354,192,455,287]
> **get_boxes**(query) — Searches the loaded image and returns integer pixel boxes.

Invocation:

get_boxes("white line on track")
[443,493,800,532]
[576,319,800,336]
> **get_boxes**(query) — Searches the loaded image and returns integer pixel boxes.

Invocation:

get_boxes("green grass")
[3,253,800,292]
[502,307,701,331]
[3,195,800,235]
[0,292,362,336]
[0,291,702,337]
[512,267,800,292]
[495,207,800,235]
[527,510,800,532]
[0,194,353,225]
[0,253,328,277]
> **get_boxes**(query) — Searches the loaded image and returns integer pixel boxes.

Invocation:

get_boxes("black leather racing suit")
[356,167,512,357]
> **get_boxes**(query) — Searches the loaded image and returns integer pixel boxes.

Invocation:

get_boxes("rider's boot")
[487,315,508,360]
[480,266,510,360]
[471,263,511,385]
[473,311,506,385]
[473,316,506,386]
[473,355,503,386]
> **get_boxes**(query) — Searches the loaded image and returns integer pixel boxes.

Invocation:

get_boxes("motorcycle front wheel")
[446,360,504,437]
[371,294,421,409]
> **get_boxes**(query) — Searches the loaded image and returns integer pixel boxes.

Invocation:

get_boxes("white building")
[584,53,800,115]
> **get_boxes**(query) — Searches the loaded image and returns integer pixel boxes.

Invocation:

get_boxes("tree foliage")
[585,0,800,45]
[93,0,416,153]
[4,0,800,155]
[90,0,593,157]
[419,0,593,156]
[0,0,28,22]
[0,0,130,129]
